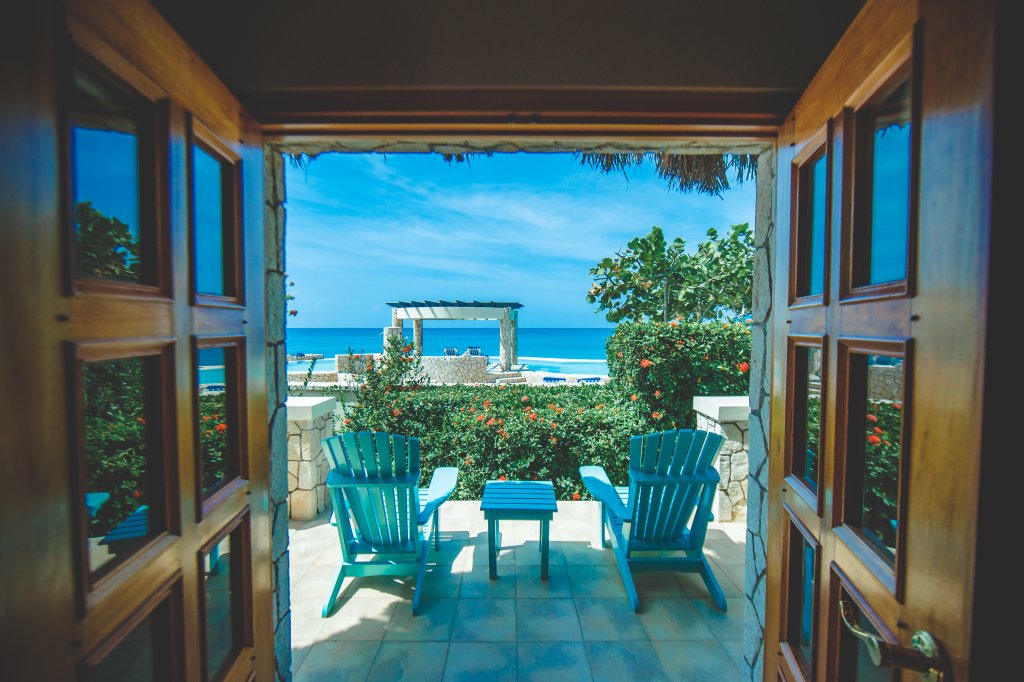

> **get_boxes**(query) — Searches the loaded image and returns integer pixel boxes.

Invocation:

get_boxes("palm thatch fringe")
[576,152,757,197]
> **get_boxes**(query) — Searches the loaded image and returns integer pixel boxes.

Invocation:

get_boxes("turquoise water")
[286,327,612,375]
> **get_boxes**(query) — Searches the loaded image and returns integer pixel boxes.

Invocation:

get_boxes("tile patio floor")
[289,501,747,681]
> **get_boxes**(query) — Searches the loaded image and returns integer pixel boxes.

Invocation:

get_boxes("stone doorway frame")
[262,138,776,681]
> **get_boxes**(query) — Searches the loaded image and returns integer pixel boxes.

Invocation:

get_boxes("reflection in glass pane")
[840,595,890,682]
[204,533,242,681]
[866,78,912,285]
[793,346,823,493]
[193,145,227,295]
[71,58,146,282]
[851,354,903,564]
[798,152,828,297]
[197,347,236,497]
[94,600,171,682]
[794,532,815,667]
[83,358,163,579]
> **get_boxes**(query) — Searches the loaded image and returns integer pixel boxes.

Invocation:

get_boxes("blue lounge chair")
[322,432,458,616]
[542,376,566,383]
[578,377,601,384]
[444,347,459,356]
[465,346,483,357]
[580,429,727,613]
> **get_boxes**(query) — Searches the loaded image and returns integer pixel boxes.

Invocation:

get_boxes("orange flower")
[893,403,903,410]
[132,490,142,498]
[867,414,878,422]
[215,423,227,433]
[470,407,476,413]
[486,418,496,426]
[617,351,623,358]
[873,426,884,435]
[630,394,638,401]
[652,411,663,420]
[477,414,485,422]
[343,418,352,425]
[867,435,882,445]
[595,403,604,410]
[640,358,653,368]
[572,492,581,500]
[669,321,678,327]
[204,430,212,436]
[202,415,210,422]
[550,421,557,429]
[577,408,584,414]
[528,412,538,421]
[464,457,473,466]
[483,400,492,408]
[550,436,558,444]
[498,475,507,481]
[137,417,147,425]
[737,361,750,372]
[500,430,509,439]
[392,408,402,417]
[547,403,557,410]
[497,384,505,390]
[556,407,563,414]
[521,396,529,403]
[654,390,662,397]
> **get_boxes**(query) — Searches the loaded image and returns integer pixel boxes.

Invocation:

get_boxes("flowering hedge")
[343,383,649,500]
[606,320,752,428]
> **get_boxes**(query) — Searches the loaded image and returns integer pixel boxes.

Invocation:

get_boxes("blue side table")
[480,480,557,580]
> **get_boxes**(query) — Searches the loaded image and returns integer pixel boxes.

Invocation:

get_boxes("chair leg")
[432,509,441,550]
[600,502,609,548]
[412,540,429,616]
[699,555,728,611]
[322,564,347,618]
[609,543,640,612]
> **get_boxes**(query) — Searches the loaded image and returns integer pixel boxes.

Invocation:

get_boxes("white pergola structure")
[385,300,522,371]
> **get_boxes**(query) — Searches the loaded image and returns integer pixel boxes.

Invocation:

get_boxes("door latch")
[839,600,946,681]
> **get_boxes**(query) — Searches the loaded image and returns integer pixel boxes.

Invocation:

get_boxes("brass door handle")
[839,601,945,681]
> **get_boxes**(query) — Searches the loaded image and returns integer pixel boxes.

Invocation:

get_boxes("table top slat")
[480,479,557,515]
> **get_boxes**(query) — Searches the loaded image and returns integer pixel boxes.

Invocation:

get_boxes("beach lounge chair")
[578,377,601,384]
[542,376,565,383]
[322,432,458,617]
[465,346,483,357]
[444,347,459,356]
[579,428,727,613]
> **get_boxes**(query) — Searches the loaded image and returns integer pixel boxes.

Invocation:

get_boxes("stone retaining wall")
[420,355,492,383]
[286,397,336,521]
[694,397,750,522]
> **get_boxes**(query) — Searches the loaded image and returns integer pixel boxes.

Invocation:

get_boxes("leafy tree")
[74,201,141,281]
[586,224,753,323]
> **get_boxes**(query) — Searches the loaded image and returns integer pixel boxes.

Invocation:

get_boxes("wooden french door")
[0,2,272,680]
[765,1,994,681]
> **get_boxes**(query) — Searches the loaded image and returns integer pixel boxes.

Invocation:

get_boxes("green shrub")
[606,320,752,428]
[343,382,648,500]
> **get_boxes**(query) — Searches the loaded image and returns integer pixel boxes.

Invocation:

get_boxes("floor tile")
[638,598,715,640]
[442,642,516,682]
[290,598,328,646]
[451,598,516,641]
[459,565,517,598]
[367,642,448,682]
[513,542,565,567]
[583,640,669,682]
[560,540,614,565]
[676,569,743,599]
[693,597,745,640]
[574,599,648,641]
[421,565,464,598]
[294,640,379,682]
[518,641,592,682]
[652,639,740,681]
[385,598,458,641]
[515,598,582,641]
[633,572,690,598]
[318,596,398,641]
[515,564,572,598]
[568,565,627,598]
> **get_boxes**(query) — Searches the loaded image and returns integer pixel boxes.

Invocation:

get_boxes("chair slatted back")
[324,431,422,548]
[627,429,724,544]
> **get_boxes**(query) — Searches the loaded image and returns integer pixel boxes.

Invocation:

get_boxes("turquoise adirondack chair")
[322,431,458,617]
[579,428,727,613]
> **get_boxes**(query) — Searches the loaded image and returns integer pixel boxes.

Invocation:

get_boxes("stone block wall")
[694,397,750,522]
[419,355,492,383]
[286,397,336,521]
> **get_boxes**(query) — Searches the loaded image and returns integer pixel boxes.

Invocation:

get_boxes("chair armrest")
[580,466,630,521]
[417,467,459,524]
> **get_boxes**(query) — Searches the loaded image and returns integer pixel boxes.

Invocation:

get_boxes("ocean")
[285,327,614,375]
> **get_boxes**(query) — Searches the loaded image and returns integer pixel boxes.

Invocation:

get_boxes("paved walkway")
[289,501,747,681]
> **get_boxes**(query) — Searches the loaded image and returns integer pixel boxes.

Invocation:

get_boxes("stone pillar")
[383,325,402,351]
[510,309,518,366]
[499,312,512,371]
[286,396,336,521]
[693,396,750,522]
[413,318,423,356]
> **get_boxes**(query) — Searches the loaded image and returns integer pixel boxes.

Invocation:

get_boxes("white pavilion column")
[510,309,518,366]
[499,311,512,371]
[413,318,423,355]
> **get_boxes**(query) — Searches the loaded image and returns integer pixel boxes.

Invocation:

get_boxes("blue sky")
[285,153,756,328]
